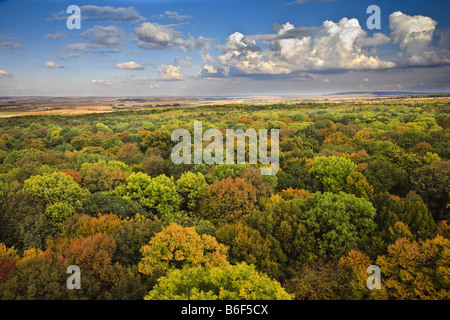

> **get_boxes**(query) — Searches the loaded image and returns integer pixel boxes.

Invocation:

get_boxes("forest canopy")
[0,97,449,300]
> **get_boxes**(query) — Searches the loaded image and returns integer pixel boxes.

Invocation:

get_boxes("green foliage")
[115,172,182,221]
[176,172,208,211]
[81,192,150,219]
[145,262,293,300]
[249,197,315,278]
[364,159,410,196]
[112,215,163,267]
[411,160,450,220]
[23,172,90,227]
[205,163,250,184]
[216,222,279,278]
[309,156,357,193]
[301,192,377,259]
[2,148,41,173]
[0,97,449,300]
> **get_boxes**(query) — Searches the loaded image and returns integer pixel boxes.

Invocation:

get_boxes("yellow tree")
[138,223,228,276]
[376,235,450,299]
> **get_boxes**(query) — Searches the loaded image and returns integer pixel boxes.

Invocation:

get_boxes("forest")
[0,96,448,300]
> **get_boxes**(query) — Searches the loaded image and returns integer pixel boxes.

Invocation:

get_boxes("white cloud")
[203,64,217,74]
[66,26,124,52]
[158,64,183,80]
[91,79,113,86]
[159,11,192,20]
[197,64,229,79]
[389,11,450,66]
[389,11,436,52]
[44,61,64,68]
[115,61,144,70]
[174,56,192,66]
[0,70,13,78]
[134,22,214,60]
[0,42,21,49]
[0,34,16,40]
[217,19,395,76]
[149,84,161,89]
[82,5,145,23]
[218,18,395,75]
[49,5,145,24]
[134,22,194,51]
[44,32,67,40]
[57,54,86,61]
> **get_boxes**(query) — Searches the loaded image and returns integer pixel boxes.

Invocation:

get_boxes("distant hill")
[326,91,450,96]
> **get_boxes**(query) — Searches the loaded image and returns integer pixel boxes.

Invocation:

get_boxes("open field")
[1,94,449,118]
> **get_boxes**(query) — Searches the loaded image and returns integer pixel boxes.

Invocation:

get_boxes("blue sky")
[0,0,449,96]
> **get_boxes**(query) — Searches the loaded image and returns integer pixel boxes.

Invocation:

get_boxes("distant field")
[0,94,449,118]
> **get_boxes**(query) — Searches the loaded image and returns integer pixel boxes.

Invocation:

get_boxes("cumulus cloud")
[158,64,183,80]
[197,64,229,79]
[389,11,450,66]
[115,61,144,70]
[0,42,21,49]
[134,22,191,50]
[44,32,67,40]
[91,79,113,86]
[149,83,161,89]
[65,26,124,52]
[49,5,145,23]
[134,22,214,60]
[217,18,395,76]
[0,69,13,78]
[44,61,64,68]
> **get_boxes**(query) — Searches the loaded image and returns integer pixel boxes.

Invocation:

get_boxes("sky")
[0,0,449,96]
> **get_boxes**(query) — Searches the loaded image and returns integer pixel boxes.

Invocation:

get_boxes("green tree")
[23,172,90,227]
[145,262,292,300]
[411,160,450,220]
[82,163,130,193]
[301,192,376,259]
[364,159,410,197]
[81,192,150,219]
[115,173,182,221]
[215,222,279,278]
[309,156,357,193]
[140,130,172,154]
[176,172,208,212]
[249,196,315,278]
[112,214,163,267]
